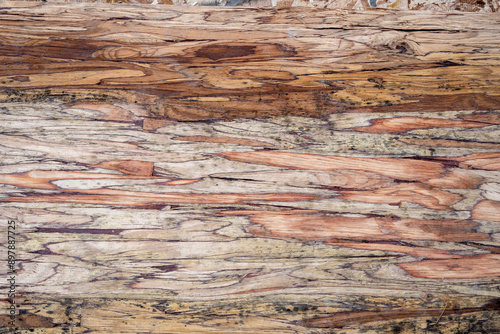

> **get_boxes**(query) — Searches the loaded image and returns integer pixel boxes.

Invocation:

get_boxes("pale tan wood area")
[0,2,499,333]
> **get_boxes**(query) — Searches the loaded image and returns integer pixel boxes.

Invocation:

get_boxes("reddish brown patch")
[223,210,488,243]
[354,116,486,133]
[397,254,500,279]
[472,200,500,222]
[449,152,500,171]
[426,169,483,189]
[92,160,154,176]
[143,119,175,130]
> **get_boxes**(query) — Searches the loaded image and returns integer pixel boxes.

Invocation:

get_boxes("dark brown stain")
[0,313,55,328]
[195,44,257,60]
[34,249,60,255]
[451,0,488,11]
[140,264,179,279]
[152,264,179,272]
[0,40,113,62]
[351,93,500,113]
[193,43,296,62]
[9,75,30,82]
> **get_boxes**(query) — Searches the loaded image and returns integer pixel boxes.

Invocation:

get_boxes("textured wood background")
[25,0,500,12]
[0,2,500,333]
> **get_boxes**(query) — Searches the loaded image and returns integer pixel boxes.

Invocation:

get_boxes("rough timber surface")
[0,2,499,333]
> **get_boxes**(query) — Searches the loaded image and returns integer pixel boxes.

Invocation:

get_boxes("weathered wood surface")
[25,0,500,12]
[1,2,500,120]
[0,2,500,333]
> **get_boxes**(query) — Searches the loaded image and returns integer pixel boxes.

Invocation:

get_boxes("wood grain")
[0,2,500,120]
[0,2,499,334]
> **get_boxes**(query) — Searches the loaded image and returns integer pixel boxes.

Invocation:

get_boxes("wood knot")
[424,293,434,301]
[388,40,423,56]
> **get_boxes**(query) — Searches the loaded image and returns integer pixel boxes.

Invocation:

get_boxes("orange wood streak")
[173,136,274,147]
[339,183,463,210]
[397,254,500,279]
[0,170,159,190]
[217,151,446,181]
[0,170,321,205]
[353,116,487,133]
[449,152,500,171]
[160,179,201,185]
[221,210,489,242]
[425,169,484,189]
[92,160,154,176]
[472,200,500,222]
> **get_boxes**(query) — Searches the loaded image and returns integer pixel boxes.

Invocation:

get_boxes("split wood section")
[0,2,499,333]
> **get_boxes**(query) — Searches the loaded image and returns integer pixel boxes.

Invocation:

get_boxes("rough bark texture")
[0,2,499,333]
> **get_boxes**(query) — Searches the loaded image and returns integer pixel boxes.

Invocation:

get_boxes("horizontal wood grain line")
[2,190,321,205]
[217,151,447,181]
